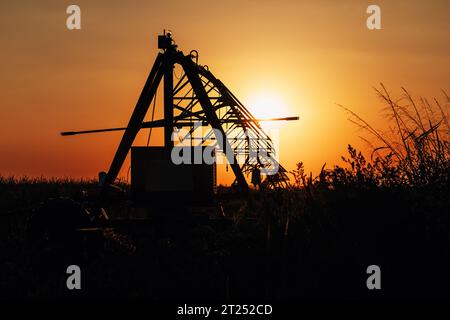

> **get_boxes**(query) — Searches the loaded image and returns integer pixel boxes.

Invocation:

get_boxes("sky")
[0,0,449,184]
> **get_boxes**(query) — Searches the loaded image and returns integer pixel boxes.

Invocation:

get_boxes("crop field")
[1,89,449,300]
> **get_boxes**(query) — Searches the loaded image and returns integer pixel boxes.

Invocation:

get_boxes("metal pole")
[164,51,174,149]
[103,53,164,187]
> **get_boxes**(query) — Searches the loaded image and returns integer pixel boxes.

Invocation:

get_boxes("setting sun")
[246,92,290,130]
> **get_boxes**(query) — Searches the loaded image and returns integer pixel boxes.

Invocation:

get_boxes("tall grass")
[275,87,450,299]
[335,84,449,187]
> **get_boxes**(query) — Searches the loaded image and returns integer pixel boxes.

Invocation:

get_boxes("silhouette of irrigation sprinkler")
[27,32,298,248]
[61,32,298,192]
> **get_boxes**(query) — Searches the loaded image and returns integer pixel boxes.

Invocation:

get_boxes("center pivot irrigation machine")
[27,32,298,246]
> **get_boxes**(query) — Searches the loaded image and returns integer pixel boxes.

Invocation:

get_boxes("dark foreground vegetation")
[0,87,449,300]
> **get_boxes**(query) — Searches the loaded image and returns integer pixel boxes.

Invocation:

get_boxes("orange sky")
[0,0,449,184]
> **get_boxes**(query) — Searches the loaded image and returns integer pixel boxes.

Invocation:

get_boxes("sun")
[246,92,289,130]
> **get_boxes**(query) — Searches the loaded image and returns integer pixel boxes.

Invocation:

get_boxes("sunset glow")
[0,0,448,185]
